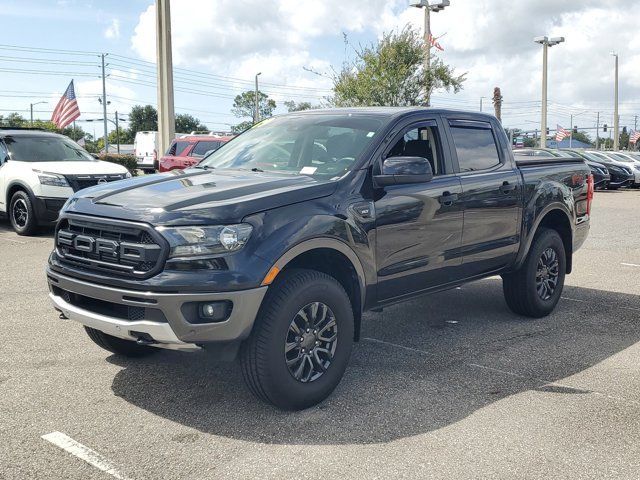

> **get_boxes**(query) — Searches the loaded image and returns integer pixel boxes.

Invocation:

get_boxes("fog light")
[198,301,232,322]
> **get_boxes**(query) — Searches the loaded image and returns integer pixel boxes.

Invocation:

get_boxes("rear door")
[374,117,465,302]
[445,118,522,277]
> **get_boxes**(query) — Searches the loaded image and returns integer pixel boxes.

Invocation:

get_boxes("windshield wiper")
[250,167,264,172]
[193,164,213,170]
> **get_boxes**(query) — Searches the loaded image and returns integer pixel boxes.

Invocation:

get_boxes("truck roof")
[287,106,499,122]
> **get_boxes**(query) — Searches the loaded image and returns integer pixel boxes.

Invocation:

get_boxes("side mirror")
[91,153,100,159]
[374,156,433,186]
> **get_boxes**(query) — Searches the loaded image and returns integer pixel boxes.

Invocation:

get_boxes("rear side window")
[450,122,501,172]
[190,141,222,157]
[166,140,190,156]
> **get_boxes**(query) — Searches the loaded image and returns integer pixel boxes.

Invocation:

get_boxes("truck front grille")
[55,215,167,279]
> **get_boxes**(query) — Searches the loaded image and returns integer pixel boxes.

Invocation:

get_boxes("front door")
[374,119,464,302]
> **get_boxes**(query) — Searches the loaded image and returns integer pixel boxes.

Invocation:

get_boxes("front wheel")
[502,228,566,318]
[9,190,38,235]
[240,269,354,410]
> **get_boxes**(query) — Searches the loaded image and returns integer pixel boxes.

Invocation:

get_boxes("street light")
[84,113,128,153]
[29,101,47,125]
[534,35,564,148]
[611,52,619,150]
[254,72,262,124]
[411,0,450,106]
[480,96,486,112]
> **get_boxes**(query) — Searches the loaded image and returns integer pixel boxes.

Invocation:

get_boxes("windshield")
[4,135,95,162]
[198,114,383,179]
[554,150,575,158]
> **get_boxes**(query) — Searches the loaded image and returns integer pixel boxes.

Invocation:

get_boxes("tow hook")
[131,331,157,346]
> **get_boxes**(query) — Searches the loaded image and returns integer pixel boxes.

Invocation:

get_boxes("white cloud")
[104,18,120,40]
[130,0,640,130]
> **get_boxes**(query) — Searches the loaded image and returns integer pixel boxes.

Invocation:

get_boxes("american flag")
[51,80,80,129]
[630,130,640,145]
[428,33,444,51]
[555,125,570,142]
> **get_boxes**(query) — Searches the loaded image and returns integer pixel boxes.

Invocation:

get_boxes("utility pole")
[156,0,176,157]
[254,72,262,124]
[534,36,565,148]
[596,111,600,150]
[101,53,109,153]
[480,96,486,112]
[411,1,449,107]
[569,114,573,148]
[115,111,120,154]
[612,52,619,151]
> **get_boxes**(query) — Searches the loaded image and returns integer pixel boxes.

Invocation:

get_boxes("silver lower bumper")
[47,269,268,348]
[50,292,199,351]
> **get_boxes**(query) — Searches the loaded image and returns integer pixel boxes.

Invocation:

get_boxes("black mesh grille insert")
[55,216,166,279]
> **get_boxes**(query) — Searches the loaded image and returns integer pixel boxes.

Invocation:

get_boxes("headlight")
[157,224,253,257]
[36,171,69,187]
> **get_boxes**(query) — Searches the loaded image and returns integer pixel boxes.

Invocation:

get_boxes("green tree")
[128,105,158,134]
[571,130,594,146]
[0,112,27,127]
[175,113,208,133]
[330,26,465,107]
[231,90,276,133]
[283,100,317,112]
[108,127,134,146]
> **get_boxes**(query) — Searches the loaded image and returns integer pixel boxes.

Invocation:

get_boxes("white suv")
[0,129,130,235]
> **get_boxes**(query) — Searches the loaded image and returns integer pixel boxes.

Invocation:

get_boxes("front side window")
[4,135,95,162]
[190,141,222,157]
[450,123,501,172]
[199,114,383,179]
[386,123,443,175]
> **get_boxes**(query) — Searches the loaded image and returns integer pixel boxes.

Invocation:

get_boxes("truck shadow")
[109,278,640,445]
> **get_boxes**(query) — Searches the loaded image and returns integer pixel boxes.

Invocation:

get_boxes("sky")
[1,0,639,138]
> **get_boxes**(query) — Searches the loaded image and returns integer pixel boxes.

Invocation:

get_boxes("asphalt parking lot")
[1,190,639,480]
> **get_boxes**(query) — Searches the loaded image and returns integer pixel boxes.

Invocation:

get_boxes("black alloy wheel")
[285,302,338,383]
[535,247,560,300]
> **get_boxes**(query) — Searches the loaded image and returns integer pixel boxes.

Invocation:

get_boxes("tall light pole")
[29,101,46,125]
[534,35,565,148]
[100,53,109,153]
[411,0,450,106]
[156,0,176,157]
[254,72,262,124]
[480,96,486,112]
[611,52,619,151]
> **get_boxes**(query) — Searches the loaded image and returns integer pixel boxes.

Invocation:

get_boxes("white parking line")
[41,432,132,480]
[621,262,640,267]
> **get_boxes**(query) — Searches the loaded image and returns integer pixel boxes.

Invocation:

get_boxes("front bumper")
[47,268,268,349]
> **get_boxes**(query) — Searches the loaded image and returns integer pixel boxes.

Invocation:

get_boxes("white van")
[134,131,158,173]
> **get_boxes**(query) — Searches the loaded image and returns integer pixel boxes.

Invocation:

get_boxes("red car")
[158,135,233,172]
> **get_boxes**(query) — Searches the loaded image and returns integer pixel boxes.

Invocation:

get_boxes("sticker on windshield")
[366,131,375,137]
[300,166,317,174]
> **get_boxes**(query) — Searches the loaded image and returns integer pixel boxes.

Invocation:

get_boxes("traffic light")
[573,126,578,134]
[546,128,550,135]
[603,124,607,132]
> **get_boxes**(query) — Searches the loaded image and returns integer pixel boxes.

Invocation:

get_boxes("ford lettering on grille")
[55,217,165,278]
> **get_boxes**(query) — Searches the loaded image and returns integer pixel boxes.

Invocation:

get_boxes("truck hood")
[65,168,338,225]
[26,160,128,175]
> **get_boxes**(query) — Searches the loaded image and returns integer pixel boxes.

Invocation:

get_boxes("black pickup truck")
[46,108,593,410]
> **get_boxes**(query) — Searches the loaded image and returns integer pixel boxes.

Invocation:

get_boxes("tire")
[502,228,566,318]
[9,190,38,235]
[240,268,354,410]
[84,326,159,358]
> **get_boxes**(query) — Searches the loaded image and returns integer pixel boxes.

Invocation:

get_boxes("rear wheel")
[502,228,566,318]
[9,190,38,235]
[240,269,354,410]
[84,326,159,358]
